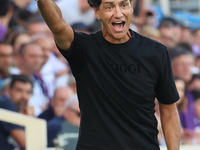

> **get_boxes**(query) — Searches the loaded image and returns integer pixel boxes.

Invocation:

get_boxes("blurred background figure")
[9,0,32,32]
[38,87,73,122]
[0,0,13,41]
[158,17,181,49]
[26,21,48,36]
[170,48,194,84]
[0,42,13,92]
[5,75,34,116]
[53,95,80,149]
[33,34,69,98]
[0,75,33,150]
[139,25,161,42]
[188,74,200,92]
[15,42,49,116]
[64,95,80,127]
[39,87,75,148]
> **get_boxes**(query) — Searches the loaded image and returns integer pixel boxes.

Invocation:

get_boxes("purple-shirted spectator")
[0,0,13,41]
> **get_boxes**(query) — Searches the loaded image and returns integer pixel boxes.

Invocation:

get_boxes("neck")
[20,69,32,78]
[103,30,132,44]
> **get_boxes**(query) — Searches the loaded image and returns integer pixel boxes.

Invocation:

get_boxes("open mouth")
[112,21,125,31]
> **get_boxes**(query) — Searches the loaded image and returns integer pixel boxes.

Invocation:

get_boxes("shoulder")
[133,30,168,59]
[132,29,167,51]
[70,30,101,48]
[0,96,18,112]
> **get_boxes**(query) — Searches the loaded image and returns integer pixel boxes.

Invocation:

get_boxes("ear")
[93,7,101,20]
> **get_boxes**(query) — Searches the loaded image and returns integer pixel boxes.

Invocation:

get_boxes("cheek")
[0,60,3,66]
[179,91,184,99]
[195,103,200,117]
[25,58,33,64]
[11,92,21,101]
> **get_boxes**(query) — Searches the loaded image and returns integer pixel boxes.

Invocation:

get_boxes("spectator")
[191,90,200,126]
[173,77,192,145]
[180,24,194,45]
[188,90,200,145]
[170,48,194,83]
[38,86,73,122]
[0,41,13,92]
[33,35,69,98]
[0,0,13,41]
[68,75,77,94]
[174,77,186,112]
[192,28,200,56]
[159,17,181,49]
[39,87,73,147]
[5,75,34,116]
[64,95,80,127]
[12,32,32,56]
[191,37,200,72]
[26,21,47,36]
[9,0,32,30]
[139,25,161,42]
[17,42,49,116]
[55,0,96,28]
[131,0,146,31]
[188,74,200,91]
[170,49,197,142]
[9,32,32,75]
[53,95,80,149]
[0,74,33,150]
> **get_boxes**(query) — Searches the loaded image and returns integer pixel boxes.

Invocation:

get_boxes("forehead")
[36,38,51,48]
[12,81,32,89]
[0,44,13,53]
[16,34,31,43]
[24,44,43,55]
[174,54,193,61]
[101,0,130,4]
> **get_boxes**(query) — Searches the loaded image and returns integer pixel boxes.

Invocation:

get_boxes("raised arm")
[37,0,74,50]
[159,102,181,150]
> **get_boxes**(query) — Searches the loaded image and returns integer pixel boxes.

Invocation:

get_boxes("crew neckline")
[96,29,137,50]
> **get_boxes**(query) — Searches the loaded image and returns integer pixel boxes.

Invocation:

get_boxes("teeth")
[115,21,122,23]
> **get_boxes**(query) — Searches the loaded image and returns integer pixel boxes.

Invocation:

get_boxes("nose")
[114,6,123,18]
[22,93,29,101]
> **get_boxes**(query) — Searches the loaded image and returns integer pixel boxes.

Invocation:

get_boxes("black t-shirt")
[57,29,179,150]
[0,95,23,150]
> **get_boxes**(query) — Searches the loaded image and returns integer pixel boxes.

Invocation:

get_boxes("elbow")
[50,20,66,34]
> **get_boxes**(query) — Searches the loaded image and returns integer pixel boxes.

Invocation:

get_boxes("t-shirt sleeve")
[56,30,88,75]
[0,99,24,132]
[155,46,180,104]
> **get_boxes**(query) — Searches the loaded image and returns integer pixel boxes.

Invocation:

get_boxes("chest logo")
[109,63,141,74]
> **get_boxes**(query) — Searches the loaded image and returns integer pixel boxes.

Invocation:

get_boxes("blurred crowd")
[0,0,200,149]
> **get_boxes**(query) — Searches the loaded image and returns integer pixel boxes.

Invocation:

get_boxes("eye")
[122,4,127,7]
[121,2,129,8]
[106,5,112,10]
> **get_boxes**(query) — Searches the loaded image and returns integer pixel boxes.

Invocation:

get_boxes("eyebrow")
[104,1,114,5]
[104,0,129,5]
